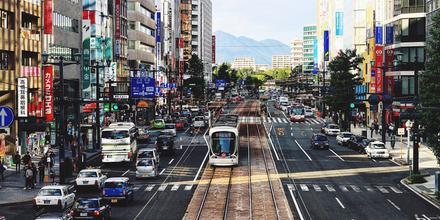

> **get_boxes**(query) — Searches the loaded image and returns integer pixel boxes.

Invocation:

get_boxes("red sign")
[385,49,394,72]
[115,0,121,38]
[44,0,53,34]
[44,66,54,122]
[212,35,216,64]
[375,45,384,94]
[386,76,394,95]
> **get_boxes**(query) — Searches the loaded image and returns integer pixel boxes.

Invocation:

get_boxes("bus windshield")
[102,130,129,139]
[211,132,236,156]
[291,108,304,115]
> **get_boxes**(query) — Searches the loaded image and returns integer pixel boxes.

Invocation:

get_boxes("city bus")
[101,122,138,164]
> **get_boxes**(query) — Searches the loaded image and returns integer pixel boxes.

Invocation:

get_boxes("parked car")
[136,148,160,165]
[34,185,75,211]
[102,177,134,203]
[346,135,366,150]
[336,132,354,146]
[365,141,390,159]
[75,169,107,190]
[311,133,330,150]
[151,119,165,129]
[163,123,177,137]
[136,159,159,178]
[71,197,111,219]
[323,124,340,136]
[156,135,175,152]
[35,212,72,220]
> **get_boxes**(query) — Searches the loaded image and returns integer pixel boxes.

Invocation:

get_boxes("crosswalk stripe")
[311,119,320,124]
[184,185,193,191]
[133,186,140,191]
[282,118,289,123]
[287,184,295,191]
[388,186,403,194]
[277,118,282,123]
[339,185,349,192]
[158,184,168,191]
[350,185,361,192]
[376,186,389,193]
[313,184,322,192]
[145,184,155,191]
[171,184,180,191]
[262,117,267,122]
[364,186,375,192]
[300,184,309,191]
[325,185,336,192]
[267,117,272,122]
[305,121,311,125]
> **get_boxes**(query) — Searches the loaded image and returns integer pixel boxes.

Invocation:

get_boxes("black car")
[156,135,175,152]
[71,198,111,220]
[347,136,369,153]
[311,134,330,150]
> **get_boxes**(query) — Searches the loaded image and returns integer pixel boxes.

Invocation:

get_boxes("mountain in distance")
[214,31,291,66]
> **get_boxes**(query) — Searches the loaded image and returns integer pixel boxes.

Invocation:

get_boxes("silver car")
[136,159,158,178]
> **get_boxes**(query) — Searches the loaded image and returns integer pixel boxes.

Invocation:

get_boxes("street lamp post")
[42,52,81,184]
[371,60,387,144]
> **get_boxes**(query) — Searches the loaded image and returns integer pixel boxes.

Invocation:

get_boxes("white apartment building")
[191,0,213,82]
[272,55,292,69]
[232,57,256,70]
[353,0,367,54]
[291,39,303,69]
[256,64,270,72]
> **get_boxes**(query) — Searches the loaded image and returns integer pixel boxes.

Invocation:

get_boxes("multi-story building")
[180,0,192,62]
[272,55,292,69]
[303,25,317,73]
[353,0,367,53]
[127,0,156,69]
[232,57,256,70]
[256,64,270,72]
[0,0,44,155]
[291,39,303,69]
[191,0,212,82]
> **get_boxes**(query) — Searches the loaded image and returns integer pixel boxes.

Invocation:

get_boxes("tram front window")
[212,132,235,156]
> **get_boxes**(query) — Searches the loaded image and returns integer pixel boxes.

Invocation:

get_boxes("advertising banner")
[386,25,394,45]
[156,12,161,43]
[43,0,53,34]
[115,0,121,38]
[324,30,330,61]
[375,45,384,94]
[375,25,383,45]
[335,12,344,36]
[370,69,376,93]
[212,35,216,64]
[17,78,28,118]
[385,49,394,72]
[44,66,54,122]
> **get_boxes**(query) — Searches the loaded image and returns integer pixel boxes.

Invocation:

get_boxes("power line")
[216,45,289,48]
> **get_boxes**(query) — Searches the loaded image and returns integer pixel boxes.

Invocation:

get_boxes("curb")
[0,199,33,208]
[400,179,440,210]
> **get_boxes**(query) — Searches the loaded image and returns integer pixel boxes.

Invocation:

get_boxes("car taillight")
[94,210,101,216]
[128,152,132,158]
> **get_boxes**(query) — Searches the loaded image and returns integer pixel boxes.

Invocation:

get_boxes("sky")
[212,0,353,47]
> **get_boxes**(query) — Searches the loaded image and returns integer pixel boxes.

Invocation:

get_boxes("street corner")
[400,177,440,210]
[390,157,409,166]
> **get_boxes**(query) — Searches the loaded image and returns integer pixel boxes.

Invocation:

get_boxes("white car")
[193,116,206,128]
[34,185,75,210]
[305,108,314,117]
[75,169,107,190]
[324,124,340,136]
[137,148,160,165]
[366,141,390,159]
[336,132,354,145]
[163,123,177,137]
[136,158,158,178]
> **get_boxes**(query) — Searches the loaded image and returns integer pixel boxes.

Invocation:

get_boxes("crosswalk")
[132,183,194,192]
[262,117,326,125]
[287,184,405,194]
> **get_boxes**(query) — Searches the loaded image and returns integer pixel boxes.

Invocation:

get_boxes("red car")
[175,119,185,130]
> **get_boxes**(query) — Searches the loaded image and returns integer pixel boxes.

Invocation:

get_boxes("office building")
[427,0,440,39]
[256,64,270,72]
[272,55,292,69]
[191,0,212,82]
[291,39,303,69]
[232,57,256,70]
[303,25,317,73]
[353,0,367,53]
[180,0,192,61]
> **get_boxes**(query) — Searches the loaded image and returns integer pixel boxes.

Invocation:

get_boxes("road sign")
[405,120,413,128]
[0,106,14,127]
[131,77,155,98]
[0,127,10,135]
[113,95,129,99]
[397,128,405,136]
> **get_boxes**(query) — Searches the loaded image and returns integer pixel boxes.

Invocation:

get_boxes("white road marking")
[313,184,322,192]
[329,149,345,161]
[158,184,167,191]
[372,159,377,163]
[290,127,293,130]
[263,123,281,161]
[277,117,283,123]
[133,186,140,191]
[159,169,166,175]
[300,184,309,191]
[168,159,175,165]
[262,117,267,122]
[335,197,346,209]
[282,118,289,123]
[364,186,375,192]
[122,169,130,176]
[389,159,402,166]
[295,140,312,161]
[350,185,361,192]
[171,184,180,191]
[389,186,403,194]
[387,199,401,211]
[325,185,336,192]
[376,186,389,193]
[291,132,294,136]
[339,185,349,192]
[287,184,295,191]
[145,184,155,191]
[184,185,193,191]
[184,127,190,134]
[193,150,209,181]
[422,214,432,220]
[289,190,305,220]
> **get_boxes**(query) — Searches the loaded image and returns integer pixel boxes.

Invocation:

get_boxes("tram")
[208,115,240,166]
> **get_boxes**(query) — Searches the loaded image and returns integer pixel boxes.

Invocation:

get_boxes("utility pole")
[413,59,420,175]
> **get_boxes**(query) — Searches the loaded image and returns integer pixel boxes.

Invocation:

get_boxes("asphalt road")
[265,101,440,220]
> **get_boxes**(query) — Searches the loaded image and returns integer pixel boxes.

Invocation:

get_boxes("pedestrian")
[0,160,5,182]
[390,135,396,149]
[370,124,374,138]
[13,152,21,173]
[38,159,45,183]
[22,152,31,169]
[31,163,37,188]
[374,121,379,135]
[24,165,33,190]
[49,168,55,183]
[388,124,394,137]
[71,137,78,158]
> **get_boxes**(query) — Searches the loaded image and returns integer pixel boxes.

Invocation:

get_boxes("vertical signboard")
[375,25,383,45]
[313,38,318,74]
[44,66,54,122]
[43,0,53,34]
[156,12,162,76]
[17,78,28,118]
[375,45,384,94]
[115,0,121,39]
[324,30,330,61]
[212,35,216,64]
[335,11,344,36]
[386,25,393,45]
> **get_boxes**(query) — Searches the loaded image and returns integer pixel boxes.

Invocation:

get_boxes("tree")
[326,49,363,131]
[421,12,440,162]
[184,54,205,100]
[292,65,303,77]
[216,63,230,80]
[187,54,204,77]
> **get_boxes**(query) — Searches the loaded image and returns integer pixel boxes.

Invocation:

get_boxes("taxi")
[34,185,76,211]
[75,169,107,190]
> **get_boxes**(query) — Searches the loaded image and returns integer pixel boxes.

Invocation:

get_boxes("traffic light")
[350,103,355,109]
[111,103,119,111]
[104,103,110,112]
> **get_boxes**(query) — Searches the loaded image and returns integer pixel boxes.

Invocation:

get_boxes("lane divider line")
[335,197,346,209]
[122,169,130,176]
[263,123,281,161]
[168,159,175,165]
[387,199,401,211]
[329,149,345,161]
[289,190,305,220]
[294,140,312,161]
[159,169,166,175]
[193,128,211,182]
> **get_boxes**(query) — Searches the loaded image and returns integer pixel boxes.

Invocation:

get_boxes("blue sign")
[376,26,383,45]
[216,79,225,88]
[335,12,344,36]
[0,106,14,127]
[313,63,319,75]
[386,25,393,44]
[130,77,156,98]
[371,69,376,77]
[324,30,330,61]
[156,12,161,43]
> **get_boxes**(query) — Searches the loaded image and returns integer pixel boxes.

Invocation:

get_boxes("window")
[139,42,154,53]
[0,50,14,70]
[53,12,79,33]
[129,21,136,30]
[0,10,13,29]
[128,1,136,10]
[140,5,154,20]
[128,40,136,49]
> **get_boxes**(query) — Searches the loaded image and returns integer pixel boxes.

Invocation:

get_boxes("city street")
[265,102,440,220]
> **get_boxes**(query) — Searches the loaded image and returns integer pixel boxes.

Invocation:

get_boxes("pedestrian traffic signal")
[112,103,119,111]
[350,103,355,109]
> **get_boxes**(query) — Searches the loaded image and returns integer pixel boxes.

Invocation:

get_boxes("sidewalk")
[351,125,440,209]
[0,148,101,206]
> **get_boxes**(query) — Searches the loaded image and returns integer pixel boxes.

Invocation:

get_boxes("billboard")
[130,77,156,99]
[324,30,330,61]
[375,25,383,45]
[386,25,393,44]
[44,66,54,122]
[43,0,53,34]
[335,11,344,36]
[17,78,28,118]
[115,0,121,38]
[375,45,384,94]
[212,35,216,64]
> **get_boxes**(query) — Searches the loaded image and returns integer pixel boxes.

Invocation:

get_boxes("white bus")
[101,122,138,164]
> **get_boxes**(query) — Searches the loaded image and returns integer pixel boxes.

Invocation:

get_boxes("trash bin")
[362,130,367,138]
